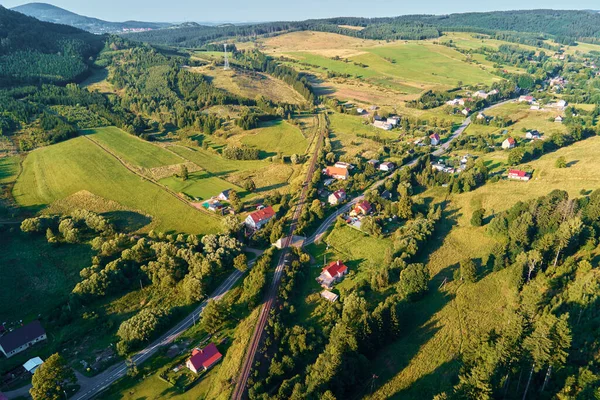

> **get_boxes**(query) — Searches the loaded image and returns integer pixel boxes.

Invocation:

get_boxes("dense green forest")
[0,6,104,85]
[125,10,600,48]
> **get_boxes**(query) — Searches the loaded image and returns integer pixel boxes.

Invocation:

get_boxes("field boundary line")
[82,135,221,221]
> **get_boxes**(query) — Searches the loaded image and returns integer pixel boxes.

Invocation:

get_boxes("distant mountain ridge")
[11,2,171,34]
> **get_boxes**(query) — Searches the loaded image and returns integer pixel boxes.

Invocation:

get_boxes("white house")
[429,133,441,146]
[525,131,541,140]
[379,162,395,172]
[0,321,46,358]
[502,137,516,149]
[317,260,349,289]
[328,189,347,205]
[555,115,564,123]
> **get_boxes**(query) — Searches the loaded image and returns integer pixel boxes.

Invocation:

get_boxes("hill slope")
[0,5,104,85]
[11,2,170,34]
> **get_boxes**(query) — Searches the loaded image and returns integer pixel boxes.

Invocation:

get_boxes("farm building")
[245,206,275,230]
[23,357,44,374]
[202,198,223,213]
[502,137,516,149]
[379,162,395,172]
[328,189,347,205]
[334,161,354,170]
[508,169,531,181]
[473,90,488,99]
[317,260,349,289]
[323,166,349,180]
[0,321,46,358]
[186,343,222,374]
[429,133,441,146]
[387,116,400,126]
[367,159,380,168]
[321,290,339,302]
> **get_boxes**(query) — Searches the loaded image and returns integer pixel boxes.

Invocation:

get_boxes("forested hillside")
[0,5,104,85]
[125,9,600,48]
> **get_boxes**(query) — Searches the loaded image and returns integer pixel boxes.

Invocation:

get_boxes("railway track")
[231,113,326,400]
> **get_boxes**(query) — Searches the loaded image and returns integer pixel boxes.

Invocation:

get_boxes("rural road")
[306,97,515,245]
[58,251,262,400]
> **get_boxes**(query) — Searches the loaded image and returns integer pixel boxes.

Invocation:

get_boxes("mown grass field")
[167,145,297,194]
[83,127,184,168]
[187,66,306,105]
[12,137,221,234]
[366,135,600,398]
[0,156,20,184]
[160,171,245,201]
[233,120,309,157]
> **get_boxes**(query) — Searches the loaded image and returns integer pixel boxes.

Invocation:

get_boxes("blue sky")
[2,0,599,22]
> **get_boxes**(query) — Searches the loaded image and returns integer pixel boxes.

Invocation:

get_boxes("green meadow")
[13,137,221,234]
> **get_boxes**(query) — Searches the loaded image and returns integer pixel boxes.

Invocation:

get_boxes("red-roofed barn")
[186,343,223,374]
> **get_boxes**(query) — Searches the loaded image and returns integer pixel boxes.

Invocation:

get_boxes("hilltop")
[11,2,171,34]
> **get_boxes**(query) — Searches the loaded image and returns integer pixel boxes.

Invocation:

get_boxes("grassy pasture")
[368,136,600,398]
[306,224,392,290]
[83,127,184,168]
[0,232,93,323]
[187,66,306,105]
[0,156,20,184]
[159,171,245,201]
[234,120,309,156]
[13,137,221,234]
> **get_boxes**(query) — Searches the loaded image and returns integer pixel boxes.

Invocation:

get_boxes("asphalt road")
[67,262,254,400]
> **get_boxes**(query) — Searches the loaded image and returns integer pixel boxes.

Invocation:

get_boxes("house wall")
[0,334,47,358]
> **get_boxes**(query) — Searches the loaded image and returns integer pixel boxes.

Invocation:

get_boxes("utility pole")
[224,43,230,70]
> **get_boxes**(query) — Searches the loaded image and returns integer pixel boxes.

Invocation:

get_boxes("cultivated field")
[160,171,245,201]
[12,137,221,234]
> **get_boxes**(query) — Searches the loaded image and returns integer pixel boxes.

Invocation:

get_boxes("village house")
[508,169,531,181]
[317,260,349,289]
[473,90,489,99]
[0,321,46,358]
[186,343,223,374]
[525,130,541,140]
[356,108,365,114]
[381,190,392,200]
[432,162,446,172]
[519,95,535,104]
[324,166,349,180]
[462,108,471,116]
[351,200,372,216]
[320,290,339,302]
[245,206,275,230]
[216,189,231,202]
[373,120,393,130]
[555,115,564,123]
[387,116,400,126]
[328,189,347,205]
[476,112,487,121]
[429,133,441,146]
[502,137,516,150]
[446,98,465,106]
[379,162,395,172]
[488,89,499,96]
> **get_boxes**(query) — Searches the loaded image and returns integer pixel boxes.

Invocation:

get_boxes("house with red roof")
[429,133,441,146]
[323,166,349,180]
[328,189,347,205]
[186,343,223,374]
[508,169,531,181]
[317,260,349,288]
[351,200,372,216]
[245,206,275,230]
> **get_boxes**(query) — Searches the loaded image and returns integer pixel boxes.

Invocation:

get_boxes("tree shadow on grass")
[358,278,456,399]
[387,359,460,399]
[102,211,152,233]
